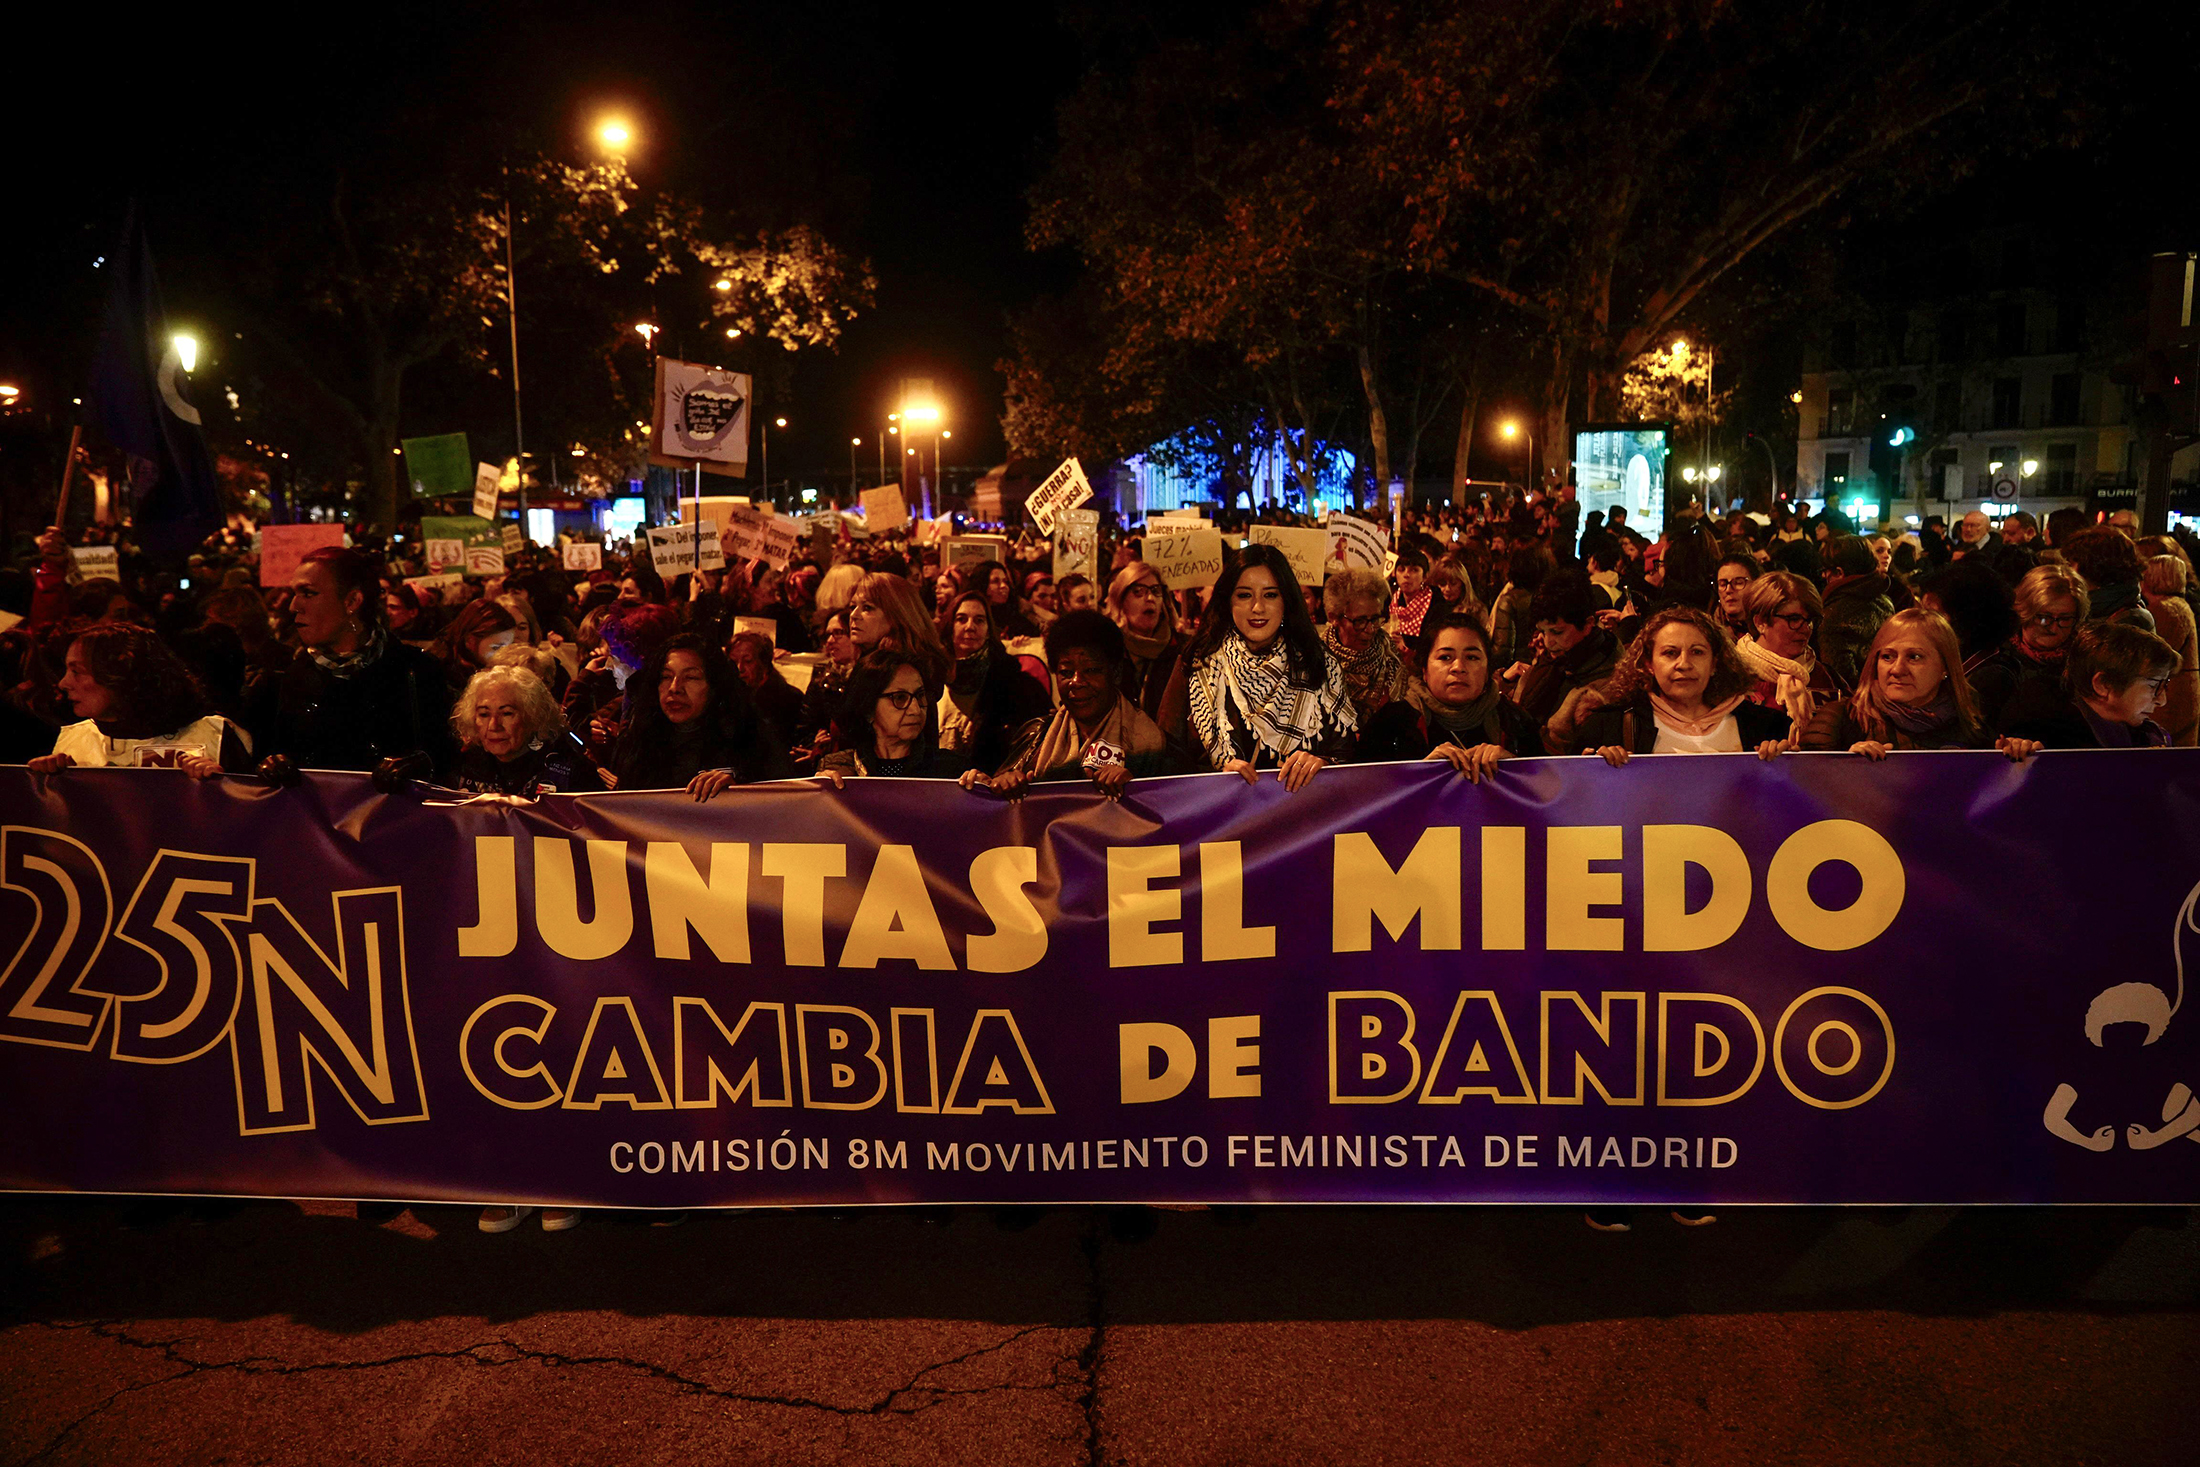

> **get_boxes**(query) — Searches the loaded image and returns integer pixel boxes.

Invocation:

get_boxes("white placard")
[944,534,1008,568]
[424,539,465,571]
[404,572,464,596]
[472,462,503,521]
[563,543,603,572]
[757,515,801,571]
[1250,525,1331,586]
[1143,517,1204,538]
[1025,456,1093,536]
[501,522,523,554]
[465,544,506,577]
[861,484,909,533]
[1327,512,1391,570]
[654,359,751,471]
[1053,507,1099,581]
[732,615,778,648]
[69,546,119,582]
[1145,527,1226,590]
[647,520,725,575]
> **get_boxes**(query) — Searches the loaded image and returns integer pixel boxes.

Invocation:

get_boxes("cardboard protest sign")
[723,507,767,561]
[944,535,1008,569]
[500,522,523,555]
[733,615,778,648]
[757,515,801,571]
[1025,457,1093,536]
[1053,507,1100,581]
[403,434,473,499]
[69,546,120,583]
[647,521,724,576]
[1327,512,1390,570]
[404,572,464,597]
[472,462,503,521]
[464,544,506,577]
[562,542,603,572]
[1250,525,1331,586]
[651,358,750,477]
[420,515,498,547]
[861,485,909,533]
[424,541,464,571]
[258,524,347,588]
[1142,516,1204,538]
[1146,527,1226,590]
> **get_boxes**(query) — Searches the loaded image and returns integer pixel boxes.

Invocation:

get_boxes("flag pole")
[52,425,82,528]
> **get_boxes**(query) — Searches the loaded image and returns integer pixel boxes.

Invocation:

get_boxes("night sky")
[3,2,1086,479]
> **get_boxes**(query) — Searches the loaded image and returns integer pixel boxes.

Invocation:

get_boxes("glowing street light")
[1683,465,1700,483]
[1671,339,1688,357]
[1498,420,1519,440]
[0,385,19,402]
[595,117,635,155]
[1790,390,1804,405]
[2021,459,2039,478]
[172,333,199,373]
[634,323,658,347]
[1706,465,1723,482]
[713,279,732,292]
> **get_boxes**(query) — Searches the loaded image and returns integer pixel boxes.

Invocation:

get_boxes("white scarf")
[1188,633,1357,769]
[1735,634,1817,731]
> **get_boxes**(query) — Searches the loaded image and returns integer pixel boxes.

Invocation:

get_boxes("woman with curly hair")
[1800,607,2039,762]
[608,632,791,798]
[30,621,253,777]
[1574,606,1791,764]
[448,665,603,796]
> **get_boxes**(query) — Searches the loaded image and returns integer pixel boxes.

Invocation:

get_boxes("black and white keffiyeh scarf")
[1188,633,1357,769]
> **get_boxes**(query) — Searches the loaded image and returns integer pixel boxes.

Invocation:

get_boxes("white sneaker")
[478,1205,536,1234]
[540,1208,581,1232]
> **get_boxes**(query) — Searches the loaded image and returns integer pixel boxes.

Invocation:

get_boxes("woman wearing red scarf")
[1573,607,1791,764]
[1966,565,2087,730]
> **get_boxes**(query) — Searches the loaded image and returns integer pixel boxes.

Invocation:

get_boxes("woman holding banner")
[609,634,791,797]
[1575,607,1790,763]
[818,652,963,779]
[965,611,1168,798]
[29,622,254,777]
[1165,543,1356,790]
[1358,612,1542,778]
[1800,608,2041,760]
[938,591,1053,775]
[448,665,602,796]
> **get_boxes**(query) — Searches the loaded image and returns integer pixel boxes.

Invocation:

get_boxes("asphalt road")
[2,1198,2195,1466]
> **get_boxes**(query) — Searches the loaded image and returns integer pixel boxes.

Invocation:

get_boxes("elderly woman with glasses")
[1321,566,1408,726]
[1999,621,2180,749]
[1967,565,2088,730]
[1734,571,1841,734]
[1105,560,1186,723]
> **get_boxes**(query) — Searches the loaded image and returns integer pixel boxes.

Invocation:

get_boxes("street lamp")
[1498,418,1533,490]
[595,117,634,155]
[761,416,787,501]
[634,323,658,348]
[2021,458,2040,478]
[850,437,861,505]
[171,334,199,373]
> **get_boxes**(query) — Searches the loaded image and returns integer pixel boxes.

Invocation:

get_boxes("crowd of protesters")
[9,485,2195,1231]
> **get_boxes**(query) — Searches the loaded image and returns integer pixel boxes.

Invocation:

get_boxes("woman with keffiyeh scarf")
[1321,566,1407,727]
[1799,608,2041,762]
[1159,544,1356,792]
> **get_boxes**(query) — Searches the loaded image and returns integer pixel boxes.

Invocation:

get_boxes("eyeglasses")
[1716,576,1754,592]
[1122,581,1164,599]
[1340,613,1383,631]
[878,690,924,710]
[2135,676,2173,697]
[2029,613,2077,630]
[1767,611,1815,632]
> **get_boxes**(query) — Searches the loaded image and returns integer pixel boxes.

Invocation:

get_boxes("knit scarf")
[1188,633,1356,769]
[1323,625,1403,716]
[1648,691,1747,738]
[310,627,387,679]
[1735,634,1818,731]
[2010,636,2065,669]
[1857,685,1962,743]
[1427,685,1504,743]
[1027,696,1165,778]
[1118,620,1177,665]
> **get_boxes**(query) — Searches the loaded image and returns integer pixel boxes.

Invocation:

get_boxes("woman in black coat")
[1359,611,1544,780]
[608,634,792,798]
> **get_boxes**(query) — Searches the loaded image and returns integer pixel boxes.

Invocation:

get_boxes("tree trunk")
[1357,339,1392,517]
[366,362,405,533]
[1451,356,1482,504]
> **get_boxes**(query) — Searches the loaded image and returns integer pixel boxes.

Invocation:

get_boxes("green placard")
[419,515,499,547]
[403,433,473,499]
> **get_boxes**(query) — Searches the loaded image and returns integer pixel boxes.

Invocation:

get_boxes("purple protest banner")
[0,754,2194,1207]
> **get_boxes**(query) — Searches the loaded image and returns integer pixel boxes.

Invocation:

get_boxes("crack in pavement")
[13,1317,1082,1466]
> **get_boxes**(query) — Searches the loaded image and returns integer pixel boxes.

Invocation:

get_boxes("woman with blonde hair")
[2140,555,2198,745]
[1967,564,2089,729]
[448,664,602,796]
[847,571,950,687]
[1800,608,2039,761]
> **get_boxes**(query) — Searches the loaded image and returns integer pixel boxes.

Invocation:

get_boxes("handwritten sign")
[501,523,523,556]
[1026,457,1092,536]
[1327,512,1391,570]
[258,524,347,588]
[464,544,506,577]
[69,546,120,583]
[1250,525,1330,586]
[1053,507,1100,581]
[648,520,724,576]
[944,535,1008,569]
[861,485,909,533]
[733,615,778,648]
[472,462,503,521]
[1146,527,1226,590]
[757,515,801,571]
[1143,517,1204,538]
[563,543,603,572]
[404,572,464,598]
[424,540,465,571]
